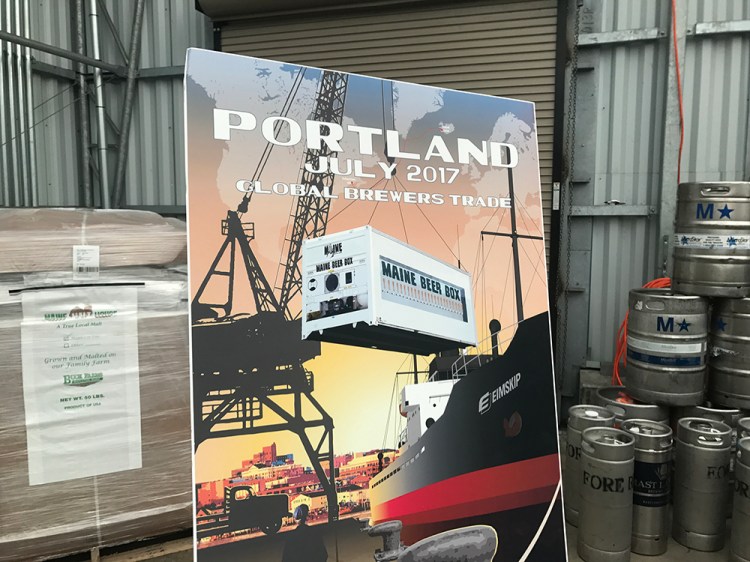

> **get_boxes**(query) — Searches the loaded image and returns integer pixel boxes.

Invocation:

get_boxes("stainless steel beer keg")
[577,427,635,562]
[673,404,742,517]
[673,181,750,297]
[672,417,732,551]
[621,419,673,555]
[740,417,750,439]
[564,405,616,526]
[593,386,669,427]
[624,289,708,406]
[731,437,750,562]
[710,298,750,409]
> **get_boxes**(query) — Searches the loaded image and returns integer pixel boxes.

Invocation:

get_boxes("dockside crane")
[191,68,349,526]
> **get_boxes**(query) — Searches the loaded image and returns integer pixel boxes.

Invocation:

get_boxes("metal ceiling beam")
[578,28,664,46]
[570,205,656,217]
[0,28,125,76]
[692,19,750,36]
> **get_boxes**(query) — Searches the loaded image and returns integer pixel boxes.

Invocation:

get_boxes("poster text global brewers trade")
[212,108,517,208]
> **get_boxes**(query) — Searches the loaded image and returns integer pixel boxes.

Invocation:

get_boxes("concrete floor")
[148,528,732,562]
[565,522,730,561]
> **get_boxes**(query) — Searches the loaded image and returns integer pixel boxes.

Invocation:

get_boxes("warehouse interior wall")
[556,0,750,413]
[0,0,212,210]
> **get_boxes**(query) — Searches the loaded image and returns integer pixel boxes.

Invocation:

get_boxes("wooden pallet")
[50,530,194,562]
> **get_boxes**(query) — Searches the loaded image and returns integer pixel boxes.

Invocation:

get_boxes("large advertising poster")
[185,48,567,561]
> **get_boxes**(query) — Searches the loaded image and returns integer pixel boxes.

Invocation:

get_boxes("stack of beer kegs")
[672,182,750,412]
[616,182,750,556]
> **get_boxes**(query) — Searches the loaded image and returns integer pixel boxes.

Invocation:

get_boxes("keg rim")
[678,181,750,189]
[677,417,732,447]
[739,417,750,432]
[739,436,750,459]
[568,404,616,428]
[594,386,669,412]
[622,418,673,438]
[629,287,707,302]
[677,405,742,427]
[581,427,635,462]
[712,297,750,310]
[581,426,635,447]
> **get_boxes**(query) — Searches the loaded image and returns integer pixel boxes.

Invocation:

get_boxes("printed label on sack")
[73,245,100,281]
[21,286,141,485]
[674,233,750,250]
[633,461,670,507]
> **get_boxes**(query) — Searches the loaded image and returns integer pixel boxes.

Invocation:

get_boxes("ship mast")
[481,146,544,323]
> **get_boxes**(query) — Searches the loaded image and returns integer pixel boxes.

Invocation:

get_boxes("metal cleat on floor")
[397,525,498,562]
[365,520,405,561]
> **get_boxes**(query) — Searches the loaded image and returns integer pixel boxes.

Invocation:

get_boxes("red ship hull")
[371,453,560,532]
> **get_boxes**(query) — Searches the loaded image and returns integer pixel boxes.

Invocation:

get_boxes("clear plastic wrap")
[0,208,187,273]
[0,212,191,561]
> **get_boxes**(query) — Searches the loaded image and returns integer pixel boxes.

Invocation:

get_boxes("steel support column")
[4,2,21,206]
[22,0,37,205]
[14,0,31,206]
[658,0,687,277]
[89,0,110,208]
[111,0,145,208]
[74,0,93,207]
[0,7,11,205]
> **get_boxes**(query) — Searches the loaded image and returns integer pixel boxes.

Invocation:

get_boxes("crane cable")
[612,277,672,385]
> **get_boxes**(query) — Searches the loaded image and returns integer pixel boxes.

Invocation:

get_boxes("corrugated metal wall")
[559,0,750,399]
[0,0,211,208]
[219,0,559,258]
[29,0,78,206]
[101,0,212,208]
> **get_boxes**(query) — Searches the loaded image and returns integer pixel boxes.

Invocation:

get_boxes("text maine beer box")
[302,226,477,355]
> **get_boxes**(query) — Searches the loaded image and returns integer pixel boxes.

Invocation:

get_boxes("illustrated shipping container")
[301,226,477,355]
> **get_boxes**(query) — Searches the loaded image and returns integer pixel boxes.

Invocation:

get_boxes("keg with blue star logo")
[673,182,750,297]
[624,288,709,406]
[709,298,750,410]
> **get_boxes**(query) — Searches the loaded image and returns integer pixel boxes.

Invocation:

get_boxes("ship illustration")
[368,162,565,560]
[369,313,562,559]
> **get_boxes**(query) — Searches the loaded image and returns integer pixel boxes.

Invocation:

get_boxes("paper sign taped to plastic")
[21,285,141,485]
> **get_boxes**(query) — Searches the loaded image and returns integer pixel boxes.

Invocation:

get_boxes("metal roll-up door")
[219,0,558,260]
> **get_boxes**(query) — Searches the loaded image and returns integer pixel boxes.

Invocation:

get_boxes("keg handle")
[696,435,727,448]
[700,185,731,197]
[644,300,666,311]
[581,441,596,455]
